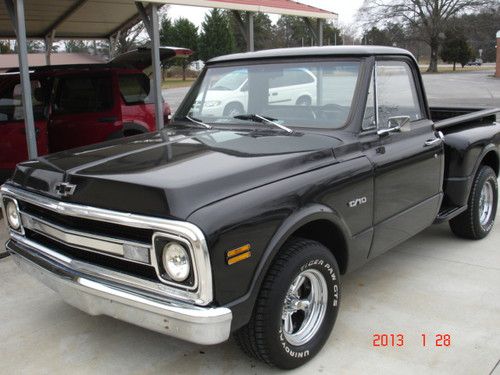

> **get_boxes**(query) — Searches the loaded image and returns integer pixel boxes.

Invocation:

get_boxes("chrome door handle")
[424,138,442,146]
[424,131,444,147]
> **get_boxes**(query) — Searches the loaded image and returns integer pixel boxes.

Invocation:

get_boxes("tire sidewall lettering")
[278,257,340,359]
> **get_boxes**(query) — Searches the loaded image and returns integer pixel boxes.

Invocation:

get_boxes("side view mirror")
[377,116,411,136]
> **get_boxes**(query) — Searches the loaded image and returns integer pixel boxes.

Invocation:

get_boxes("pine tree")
[198,9,235,61]
[171,18,199,79]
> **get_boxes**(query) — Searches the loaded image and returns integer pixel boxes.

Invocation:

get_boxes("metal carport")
[0,0,337,159]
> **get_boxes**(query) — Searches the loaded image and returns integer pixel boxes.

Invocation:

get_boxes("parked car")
[193,67,317,117]
[2,46,499,369]
[0,47,191,182]
[466,59,482,66]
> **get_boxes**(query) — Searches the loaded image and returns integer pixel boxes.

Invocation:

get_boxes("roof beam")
[107,3,163,39]
[3,0,18,38]
[136,2,153,38]
[41,0,89,37]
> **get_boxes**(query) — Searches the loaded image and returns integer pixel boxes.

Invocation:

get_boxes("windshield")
[176,60,361,129]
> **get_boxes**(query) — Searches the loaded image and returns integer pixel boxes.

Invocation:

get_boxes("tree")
[64,40,89,53]
[359,0,495,72]
[363,26,392,45]
[275,16,313,47]
[441,32,472,70]
[160,16,175,46]
[115,22,146,54]
[198,9,235,61]
[170,18,199,80]
[228,12,275,52]
[0,41,11,53]
[453,4,500,62]
[323,23,343,45]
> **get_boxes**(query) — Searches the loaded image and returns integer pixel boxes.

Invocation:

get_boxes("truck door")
[361,59,444,258]
[49,73,119,152]
[0,75,49,179]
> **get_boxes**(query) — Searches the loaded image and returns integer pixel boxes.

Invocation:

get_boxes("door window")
[362,71,376,130]
[119,74,151,104]
[54,75,112,114]
[0,78,48,122]
[375,61,423,128]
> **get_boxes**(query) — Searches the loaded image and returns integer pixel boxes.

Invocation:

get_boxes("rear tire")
[449,165,498,239]
[234,237,340,369]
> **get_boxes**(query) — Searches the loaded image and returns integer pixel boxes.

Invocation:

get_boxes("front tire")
[449,165,498,239]
[234,237,341,369]
[223,102,244,117]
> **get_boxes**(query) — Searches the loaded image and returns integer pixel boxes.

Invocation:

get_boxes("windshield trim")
[174,57,367,132]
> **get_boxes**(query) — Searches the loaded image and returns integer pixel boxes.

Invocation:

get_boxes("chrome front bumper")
[6,238,232,345]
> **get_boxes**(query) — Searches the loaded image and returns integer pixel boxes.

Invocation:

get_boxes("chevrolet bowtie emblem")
[54,182,76,197]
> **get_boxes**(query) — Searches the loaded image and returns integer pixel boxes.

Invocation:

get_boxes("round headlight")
[162,242,190,282]
[6,200,20,230]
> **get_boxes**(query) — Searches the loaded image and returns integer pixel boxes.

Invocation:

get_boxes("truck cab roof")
[208,46,416,64]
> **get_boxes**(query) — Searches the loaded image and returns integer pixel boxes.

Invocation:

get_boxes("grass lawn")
[162,78,196,89]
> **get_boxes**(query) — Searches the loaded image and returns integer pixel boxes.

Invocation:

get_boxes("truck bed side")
[435,109,500,218]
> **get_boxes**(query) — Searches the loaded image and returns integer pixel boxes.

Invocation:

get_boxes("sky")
[167,0,366,28]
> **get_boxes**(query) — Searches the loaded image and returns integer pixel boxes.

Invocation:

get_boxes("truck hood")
[9,127,341,219]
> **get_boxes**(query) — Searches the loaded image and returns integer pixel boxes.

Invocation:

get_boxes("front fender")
[187,156,373,331]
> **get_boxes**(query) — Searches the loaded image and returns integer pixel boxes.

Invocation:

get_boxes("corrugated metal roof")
[0,52,105,70]
[158,0,337,19]
[0,0,336,39]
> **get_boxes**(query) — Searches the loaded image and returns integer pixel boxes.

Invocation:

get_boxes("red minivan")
[0,47,191,182]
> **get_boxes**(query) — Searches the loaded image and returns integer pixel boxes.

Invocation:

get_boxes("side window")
[376,61,423,128]
[55,75,113,114]
[0,78,47,122]
[119,74,150,104]
[362,70,376,130]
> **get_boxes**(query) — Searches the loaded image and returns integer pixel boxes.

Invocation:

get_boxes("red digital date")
[372,333,405,347]
[422,333,451,347]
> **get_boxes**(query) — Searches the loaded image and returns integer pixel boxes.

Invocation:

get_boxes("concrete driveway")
[1,211,499,374]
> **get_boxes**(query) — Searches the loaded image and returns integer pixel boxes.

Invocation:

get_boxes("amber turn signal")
[227,244,251,265]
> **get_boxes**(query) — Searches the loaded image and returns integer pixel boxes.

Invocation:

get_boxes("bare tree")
[358,0,496,72]
[115,22,146,54]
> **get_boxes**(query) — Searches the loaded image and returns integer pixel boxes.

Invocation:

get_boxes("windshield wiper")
[181,115,213,129]
[234,114,293,134]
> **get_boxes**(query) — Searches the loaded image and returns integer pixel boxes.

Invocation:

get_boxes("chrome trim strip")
[20,211,151,265]
[21,212,127,257]
[10,232,199,303]
[8,249,232,345]
[1,184,213,306]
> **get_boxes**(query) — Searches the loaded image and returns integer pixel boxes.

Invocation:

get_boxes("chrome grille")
[0,184,214,306]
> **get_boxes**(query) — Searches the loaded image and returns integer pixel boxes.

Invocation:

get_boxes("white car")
[194,68,317,117]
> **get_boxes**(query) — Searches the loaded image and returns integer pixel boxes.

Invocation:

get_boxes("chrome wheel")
[479,180,494,226]
[281,269,328,346]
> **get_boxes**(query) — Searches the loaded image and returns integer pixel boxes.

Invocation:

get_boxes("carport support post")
[247,12,254,52]
[317,19,324,47]
[149,3,164,130]
[6,0,37,158]
[496,31,500,78]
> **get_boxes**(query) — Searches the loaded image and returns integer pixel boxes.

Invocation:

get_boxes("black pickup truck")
[1,46,499,369]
